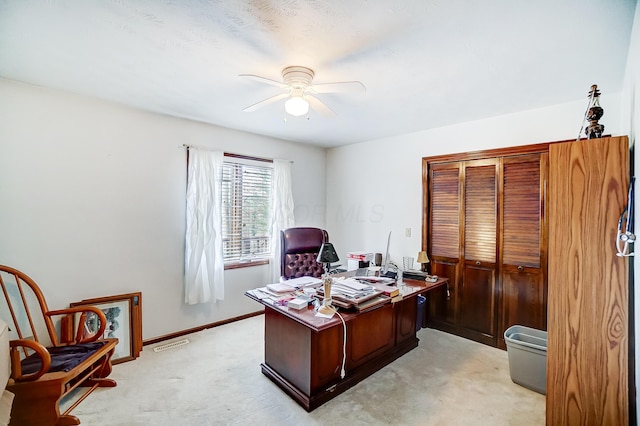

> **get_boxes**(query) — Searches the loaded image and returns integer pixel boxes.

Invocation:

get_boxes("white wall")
[0,79,326,339]
[326,96,623,265]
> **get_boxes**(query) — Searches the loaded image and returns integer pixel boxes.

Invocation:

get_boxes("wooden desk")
[245,277,448,411]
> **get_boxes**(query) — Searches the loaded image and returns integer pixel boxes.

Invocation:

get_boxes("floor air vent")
[153,338,190,353]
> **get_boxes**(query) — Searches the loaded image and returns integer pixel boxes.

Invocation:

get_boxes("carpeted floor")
[68,315,545,425]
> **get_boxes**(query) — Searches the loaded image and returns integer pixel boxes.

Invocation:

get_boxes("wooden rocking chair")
[0,265,118,425]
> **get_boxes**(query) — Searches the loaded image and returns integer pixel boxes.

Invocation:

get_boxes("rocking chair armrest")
[46,306,108,344]
[9,339,51,382]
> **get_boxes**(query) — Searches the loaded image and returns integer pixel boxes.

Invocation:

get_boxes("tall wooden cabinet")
[547,136,629,425]
[424,146,548,348]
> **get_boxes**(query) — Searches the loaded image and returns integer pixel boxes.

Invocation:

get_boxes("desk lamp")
[317,242,339,314]
[417,251,430,273]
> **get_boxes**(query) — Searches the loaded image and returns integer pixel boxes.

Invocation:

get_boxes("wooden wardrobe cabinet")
[424,147,548,349]
[547,136,629,425]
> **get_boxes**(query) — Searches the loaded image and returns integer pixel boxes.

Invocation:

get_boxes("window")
[221,156,273,264]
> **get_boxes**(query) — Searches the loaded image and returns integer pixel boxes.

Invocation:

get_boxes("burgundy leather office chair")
[280,227,329,280]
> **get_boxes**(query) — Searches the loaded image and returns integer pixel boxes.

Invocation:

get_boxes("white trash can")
[504,325,547,395]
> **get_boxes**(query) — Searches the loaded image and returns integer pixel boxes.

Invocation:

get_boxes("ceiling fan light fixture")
[240,65,363,117]
[284,96,309,116]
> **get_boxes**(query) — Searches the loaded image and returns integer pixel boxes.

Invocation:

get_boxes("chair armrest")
[9,339,51,382]
[46,306,108,344]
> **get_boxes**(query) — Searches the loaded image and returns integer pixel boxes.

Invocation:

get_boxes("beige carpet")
[67,315,545,425]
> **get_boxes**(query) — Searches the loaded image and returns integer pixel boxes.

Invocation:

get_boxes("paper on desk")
[331,285,362,296]
[284,276,323,287]
[266,282,296,293]
[315,310,335,319]
[256,287,281,297]
[335,278,373,291]
[248,289,273,301]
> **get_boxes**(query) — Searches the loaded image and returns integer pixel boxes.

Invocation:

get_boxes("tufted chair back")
[280,227,329,280]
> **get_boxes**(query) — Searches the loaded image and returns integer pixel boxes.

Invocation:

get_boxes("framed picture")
[70,292,142,364]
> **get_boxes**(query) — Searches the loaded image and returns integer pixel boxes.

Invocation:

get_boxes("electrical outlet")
[405,228,411,237]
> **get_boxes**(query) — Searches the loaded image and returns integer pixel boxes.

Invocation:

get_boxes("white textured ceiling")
[0,0,636,147]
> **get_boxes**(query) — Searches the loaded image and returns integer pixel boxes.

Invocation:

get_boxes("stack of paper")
[266,282,296,293]
[329,278,382,306]
[334,278,373,292]
[283,276,322,287]
[265,276,322,294]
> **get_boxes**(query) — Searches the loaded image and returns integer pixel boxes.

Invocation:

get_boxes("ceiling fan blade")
[310,81,366,94]
[307,95,336,118]
[243,93,290,112]
[239,74,288,89]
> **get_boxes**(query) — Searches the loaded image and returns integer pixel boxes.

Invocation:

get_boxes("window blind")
[221,159,272,262]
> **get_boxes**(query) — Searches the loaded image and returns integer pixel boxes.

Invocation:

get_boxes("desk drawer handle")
[517,266,524,271]
[475,261,481,266]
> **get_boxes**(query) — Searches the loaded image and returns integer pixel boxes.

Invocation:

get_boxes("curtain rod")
[180,144,292,163]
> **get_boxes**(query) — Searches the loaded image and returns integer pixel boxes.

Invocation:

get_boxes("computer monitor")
[381,231,396,278]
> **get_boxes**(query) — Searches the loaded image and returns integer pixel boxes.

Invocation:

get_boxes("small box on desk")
[347,259,370,271]
[287,298,309,310]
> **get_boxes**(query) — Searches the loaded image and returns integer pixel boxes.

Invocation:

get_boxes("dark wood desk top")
[245,277,448,332]
[409,276,449,294]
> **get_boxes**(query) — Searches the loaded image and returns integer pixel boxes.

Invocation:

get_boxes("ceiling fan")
[240,66,365,117]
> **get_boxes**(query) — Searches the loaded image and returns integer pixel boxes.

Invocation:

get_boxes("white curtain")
[269,159,295,283]
[184,149,225,304]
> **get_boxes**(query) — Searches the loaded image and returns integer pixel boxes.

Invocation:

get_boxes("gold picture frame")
[70,292,142,364]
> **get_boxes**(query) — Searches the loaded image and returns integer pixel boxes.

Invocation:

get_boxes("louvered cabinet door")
[498,153,547,349]
[459,159,499,346]
[427,162,461,333]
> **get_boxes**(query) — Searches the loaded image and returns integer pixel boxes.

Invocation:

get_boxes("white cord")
[315,302,347,379]
[334,310,347,379]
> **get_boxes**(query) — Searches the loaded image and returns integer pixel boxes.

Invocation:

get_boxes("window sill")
[224,259,270,270]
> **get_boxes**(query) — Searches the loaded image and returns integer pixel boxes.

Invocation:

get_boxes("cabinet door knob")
[517,265,524,271]
[475,260,481,266]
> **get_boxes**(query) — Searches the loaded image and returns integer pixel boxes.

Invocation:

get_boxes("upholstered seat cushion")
[21,341,107,375]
